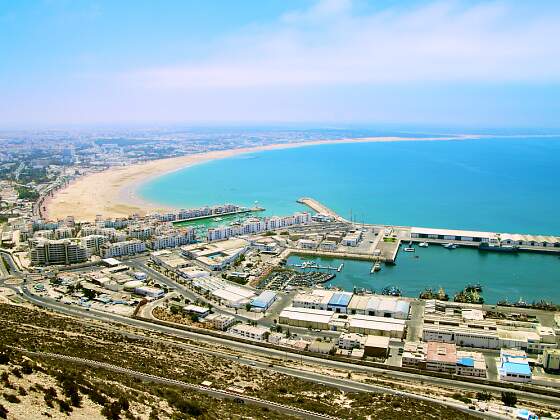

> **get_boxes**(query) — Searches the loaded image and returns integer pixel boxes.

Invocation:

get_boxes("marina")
[286,247,560,304]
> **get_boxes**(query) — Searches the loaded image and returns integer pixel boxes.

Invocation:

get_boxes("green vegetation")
[501,391,517,407]
[15,186,39,201]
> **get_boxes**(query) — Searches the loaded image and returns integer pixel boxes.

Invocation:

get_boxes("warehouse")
[347,295,410,319]
[347,315,406,339]
[278,307,333,330]
[250,290,277,312]
[363,335,390,358]
[327,291,353,313]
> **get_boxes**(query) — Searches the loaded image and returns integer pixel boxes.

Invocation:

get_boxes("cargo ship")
[478,242,519,253]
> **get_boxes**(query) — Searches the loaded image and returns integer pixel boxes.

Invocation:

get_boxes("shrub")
[175,398,203,417]
[2,393,20,404]
[451,393,471,404]
[476,392,492,401]
[501,391,517,407]
[18,386,27,396]
[57,399,73,414]
[101,401,122,420]
[21,361,33,375]
[0,404,8,419]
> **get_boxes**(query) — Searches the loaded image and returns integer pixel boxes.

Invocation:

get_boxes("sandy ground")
[45,135,478,221]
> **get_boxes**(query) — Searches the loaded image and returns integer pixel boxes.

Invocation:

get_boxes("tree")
[476,392,492,401]
[501,391,517,407]
[245,303,252,312]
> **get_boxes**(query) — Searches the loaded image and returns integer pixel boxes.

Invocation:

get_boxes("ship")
[382,285,402,297]
[478,242,519,253]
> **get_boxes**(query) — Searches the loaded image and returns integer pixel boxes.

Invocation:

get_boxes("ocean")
[139,135,560,303]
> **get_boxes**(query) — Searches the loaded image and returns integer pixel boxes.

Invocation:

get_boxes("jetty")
[297,197,349,222]
[297,197,560,260]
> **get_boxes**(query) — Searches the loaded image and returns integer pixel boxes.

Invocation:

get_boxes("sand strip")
[45,134,479,221]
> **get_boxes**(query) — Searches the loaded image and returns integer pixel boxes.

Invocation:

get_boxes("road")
[15,348,336,420]
[8,283,551,418]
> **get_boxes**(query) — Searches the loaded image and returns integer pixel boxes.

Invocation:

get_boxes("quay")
[297,197,560,261]
[173,206,265,224]
[297,197,348,222]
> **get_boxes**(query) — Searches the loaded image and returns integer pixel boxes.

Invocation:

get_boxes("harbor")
[286,247,560,304]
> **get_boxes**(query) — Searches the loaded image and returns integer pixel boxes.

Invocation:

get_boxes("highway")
[1,251,557,417]
[3,283,533,418]
[14,348,336,420]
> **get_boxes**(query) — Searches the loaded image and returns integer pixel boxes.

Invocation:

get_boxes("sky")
[1,0,560,128]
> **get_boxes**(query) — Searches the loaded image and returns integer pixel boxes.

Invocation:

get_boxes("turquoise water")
[140,137,560,235]
[287,250,560,304]
[139,136,560,302]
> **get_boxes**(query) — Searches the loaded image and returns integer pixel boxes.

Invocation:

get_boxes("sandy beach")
[45,134,478,221]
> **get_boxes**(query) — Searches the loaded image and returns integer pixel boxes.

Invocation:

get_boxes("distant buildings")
[228,323,269,341]
[207,212,311,241]
[102,239,146,258]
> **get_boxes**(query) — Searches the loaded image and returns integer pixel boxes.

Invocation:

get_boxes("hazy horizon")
[2,0,560,128]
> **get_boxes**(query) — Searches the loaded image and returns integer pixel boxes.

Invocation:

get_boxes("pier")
[298,197,560,259]
[297,197,348,222]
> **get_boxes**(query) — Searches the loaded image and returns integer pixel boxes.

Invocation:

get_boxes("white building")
[337,333,366,350]
[102,240,146,258]
[228,324,269,341]
[134,286,164,299]
[205,313,235,330]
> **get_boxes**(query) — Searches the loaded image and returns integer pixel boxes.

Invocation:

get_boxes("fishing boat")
[404,247,415,252]
[213,217,223,222]
[382,285,402,297]
[442,243,458,249]
[418,242,429,247]
[373,262,381,272]
[478,242,518,253]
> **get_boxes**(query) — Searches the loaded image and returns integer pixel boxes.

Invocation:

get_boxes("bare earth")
[46,135,478,221]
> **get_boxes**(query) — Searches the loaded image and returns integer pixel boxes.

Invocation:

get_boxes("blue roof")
[457,357,474,367]
[250,290,277,308]
[328,292,352,307]
[502,361,531,376]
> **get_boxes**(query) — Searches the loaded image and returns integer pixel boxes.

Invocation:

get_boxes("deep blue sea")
[139,135,560,302]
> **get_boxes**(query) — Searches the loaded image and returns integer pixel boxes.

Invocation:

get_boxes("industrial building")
[346,314,406,339]
[181,238,249,270]
[191,276,256,308]
[498,349,532,383]
[205,313,235,331]
[347,295,410,319]
[422,312,557,353]
[278,307,334,330]
[228,324,270,341]
[363,335,390,358]
[250,290,277,312]
[543,349,560,372]
[293,289,353,313]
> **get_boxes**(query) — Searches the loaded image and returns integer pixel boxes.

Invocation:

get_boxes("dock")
[298,196,560,258]
[173,206,265,223]
[297,197,348,222]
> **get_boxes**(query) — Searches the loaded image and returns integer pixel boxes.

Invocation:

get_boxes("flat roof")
[328,292,352,307]
[279,306,334,324]
[412,227,496,238]
[364,335,390,348]
[502,361,531,376]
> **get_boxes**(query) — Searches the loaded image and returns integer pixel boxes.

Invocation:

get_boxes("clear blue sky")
[1,0,559,128]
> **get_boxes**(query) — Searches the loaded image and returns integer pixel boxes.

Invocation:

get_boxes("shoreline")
[45,134,479,221]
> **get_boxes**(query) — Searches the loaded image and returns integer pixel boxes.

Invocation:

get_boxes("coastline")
[45,134,478,221]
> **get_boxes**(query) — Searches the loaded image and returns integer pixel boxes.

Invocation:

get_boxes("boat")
[373,262,381,272]
[382,285,402,297]
[213,217,223,222]
[442,243,458,249]
[478,242,519,253]
[404,247,415,252]
[418,242,429,247]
